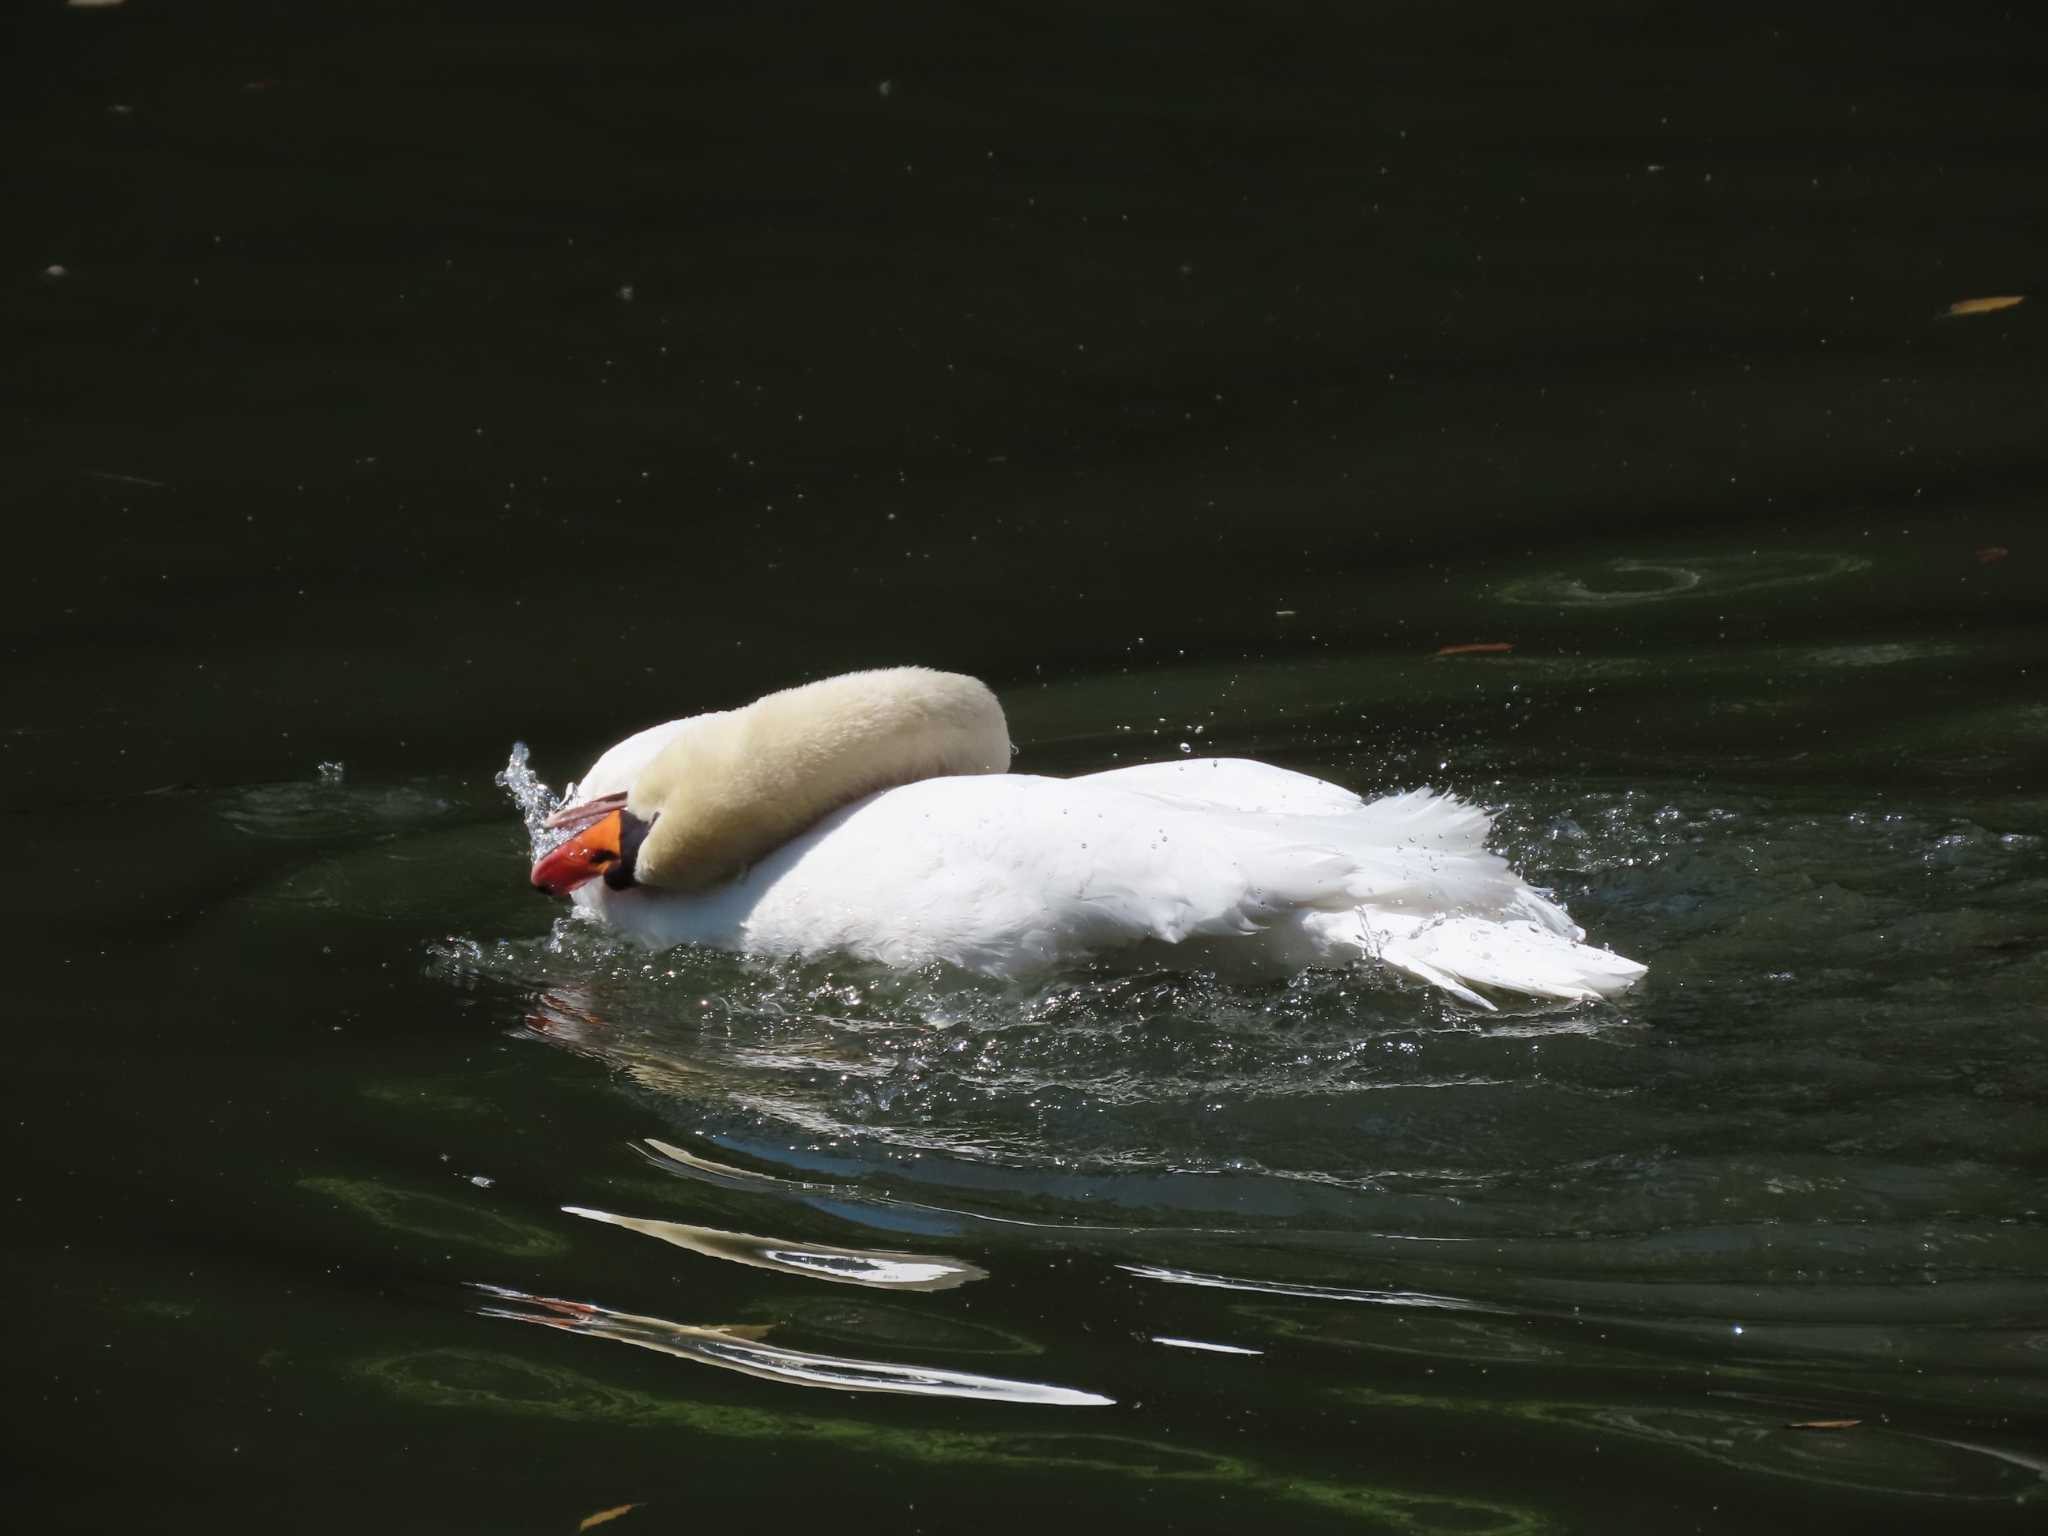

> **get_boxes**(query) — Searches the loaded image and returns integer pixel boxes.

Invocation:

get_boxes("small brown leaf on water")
[1434,642,1515,657]
[578,1504,643,1531]
[1785,1419,1862,1431]
[1942,296,2024,318]
[1975,546,2009,564]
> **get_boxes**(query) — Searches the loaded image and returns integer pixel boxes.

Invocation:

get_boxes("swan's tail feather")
[1141,785,1645,1006]
[1363,910,1646,1009]
[1352,787,1495,852]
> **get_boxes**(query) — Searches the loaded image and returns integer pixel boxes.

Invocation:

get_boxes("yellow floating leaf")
[1942,296,2024,318]
[578,1504,643,1531]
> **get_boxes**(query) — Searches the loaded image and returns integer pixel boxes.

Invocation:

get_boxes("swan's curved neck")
[629,668,1010,889]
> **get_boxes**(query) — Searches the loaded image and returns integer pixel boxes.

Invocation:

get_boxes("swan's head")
[531,667,1010,897]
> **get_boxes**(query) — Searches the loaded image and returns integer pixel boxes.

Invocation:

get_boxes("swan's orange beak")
[531,808,624,896]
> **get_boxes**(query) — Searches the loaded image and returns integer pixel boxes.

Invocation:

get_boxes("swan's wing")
[670,773,1365,971]
[1088,760,1493,855]
[712,774,1517,968]
[1076,757,1367,815]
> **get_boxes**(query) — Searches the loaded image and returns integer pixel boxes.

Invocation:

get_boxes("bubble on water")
[316,760,346,785]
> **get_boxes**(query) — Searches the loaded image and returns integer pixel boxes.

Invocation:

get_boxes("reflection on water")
[1119,1263,1503,1312]
[562,1205,987,1290]
[1152,1336,1265,1356]
[475,1285,1110,1406]
[760,1297,1040,1357]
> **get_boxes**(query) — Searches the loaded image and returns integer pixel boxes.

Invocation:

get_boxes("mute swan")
[527,668,1644,1008]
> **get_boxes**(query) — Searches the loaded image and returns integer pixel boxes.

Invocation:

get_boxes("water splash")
[429,927,1632,1194]
[495,742,563,851]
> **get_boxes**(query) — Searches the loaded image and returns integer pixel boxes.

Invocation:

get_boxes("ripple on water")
[220,778,455,841]
[1495,551,1871,607]
[299,1177,566,1258]
[358,1346,1546,1531]
[1341,1388,2047,1503]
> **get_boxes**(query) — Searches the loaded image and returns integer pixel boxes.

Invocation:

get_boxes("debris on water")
[1785,1419,1863,1431]
[1434,642,1515,657]
[577,1505,643,1532]
[1975,545,2009,564]
[316,760,346,785]
[1941,295,2023,318]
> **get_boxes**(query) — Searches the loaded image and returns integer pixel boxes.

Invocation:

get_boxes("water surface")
[7,3,2045,1532]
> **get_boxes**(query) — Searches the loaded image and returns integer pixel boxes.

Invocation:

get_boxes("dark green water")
[7,3,2045,1531]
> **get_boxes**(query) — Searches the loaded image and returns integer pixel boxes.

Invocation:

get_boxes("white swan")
[528,667,1644,1009]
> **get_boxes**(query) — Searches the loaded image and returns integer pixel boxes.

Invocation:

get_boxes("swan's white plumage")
[551,692,1644,1008]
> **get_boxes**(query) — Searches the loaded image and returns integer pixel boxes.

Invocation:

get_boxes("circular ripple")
[1498,552,1870,607]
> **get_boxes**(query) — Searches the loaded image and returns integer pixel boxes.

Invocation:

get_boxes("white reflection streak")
[564,1205,987,1290]
[638,1137,1146,1235]
[1150,1336,1264,1356]
[476,1285,1112,1406]
[1118,1263,1504,1312]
